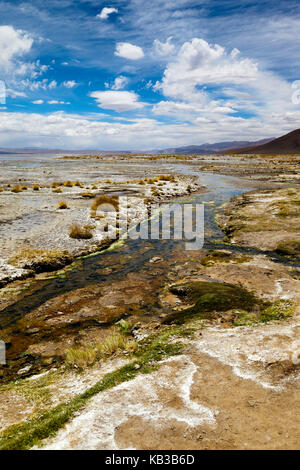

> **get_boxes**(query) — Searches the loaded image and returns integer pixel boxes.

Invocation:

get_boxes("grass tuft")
[69,223,93,239]
[57,201,68,210]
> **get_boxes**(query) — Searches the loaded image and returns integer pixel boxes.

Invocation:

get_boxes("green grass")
[233,300,295,326]
[0,328,184,450]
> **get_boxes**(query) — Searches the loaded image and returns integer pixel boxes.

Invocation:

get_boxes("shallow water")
[0,165,296,332]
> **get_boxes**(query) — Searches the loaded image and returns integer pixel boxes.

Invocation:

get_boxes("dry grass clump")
[105,179,112,184]
[81,192,95,198]
[52,188,63,193]
[65,346,96,369]
[98,332,137,356]
[65,331,137,369]
[69,223,93,239]
[158,174,175,182]
[0,188,3,192]
[32,184,39,191]
[21,185,28,190]
[74,181,83,187]
[11,185,22,193]
[91,195,119,212]
[57,201,68,210]
[63,181,73,187]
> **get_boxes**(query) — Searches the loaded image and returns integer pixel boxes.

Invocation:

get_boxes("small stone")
[17,365,32,375]
[134,364,140,370]
[149,256,163,264]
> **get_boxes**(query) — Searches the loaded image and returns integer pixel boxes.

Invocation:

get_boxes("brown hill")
[234,129,300,154]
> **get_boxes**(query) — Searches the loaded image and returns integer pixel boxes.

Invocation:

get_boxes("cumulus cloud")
[32,99,44,104]
[111,76,129,90]
[153,37,175,56]
[152,37,297,129]
[115,42,144,60]
[159,38,258,102]
[0,25,33,73]
[63,80,77,88]
[90,90,145,112]
[97,7,118,20]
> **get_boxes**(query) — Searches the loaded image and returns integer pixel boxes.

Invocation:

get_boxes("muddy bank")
[217,187,300,254]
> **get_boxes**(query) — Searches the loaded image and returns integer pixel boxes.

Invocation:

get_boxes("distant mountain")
[158,138,274,155]
[233,129,300,154]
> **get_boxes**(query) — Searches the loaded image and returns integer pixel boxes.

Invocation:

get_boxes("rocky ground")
[0,152,299,450]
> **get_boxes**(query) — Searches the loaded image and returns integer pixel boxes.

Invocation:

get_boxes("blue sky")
[0,0,300,149]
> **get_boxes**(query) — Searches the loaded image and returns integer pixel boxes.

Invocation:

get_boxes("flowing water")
[0,167,294,333]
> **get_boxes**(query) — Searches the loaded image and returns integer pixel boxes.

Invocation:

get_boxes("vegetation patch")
[91,195,119,212]
[11,185,22,193]
[200,250,251,266]
[81,192,95,199]
[69,223,93,240]
[57,201,68,210]
[167,281,262,324]
[234,300,295,326]
[65,330,137,369]
[8,249,71,272]
[0,327,185,450]
[275,241,300,256]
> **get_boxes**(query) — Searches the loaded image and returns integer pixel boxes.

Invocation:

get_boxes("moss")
[233,300,295,325]
[275,241,300,256]
[167,281,261,324]
[260,300,295,323]
[200,250,251,266]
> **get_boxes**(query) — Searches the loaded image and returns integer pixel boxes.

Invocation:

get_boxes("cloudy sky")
[0,0,300,149]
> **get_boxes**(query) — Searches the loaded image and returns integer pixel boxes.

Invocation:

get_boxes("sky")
[0,0,300,149]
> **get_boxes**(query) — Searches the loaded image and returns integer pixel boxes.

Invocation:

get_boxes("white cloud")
[90,90,145,112]
[159,38,258,102]
[6,89,27,98]
[97,7,118,20]
[63,80,78,88]
[48,100,70,105]
[115,42,144,60]
[0,25,33,73]
[153,37,175,57]
[111,76,129,90]
[153,100,236,117]
[0,110,299,150]
[19,79,57,91]
[32,100,44,104]
[48,80,57,89]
